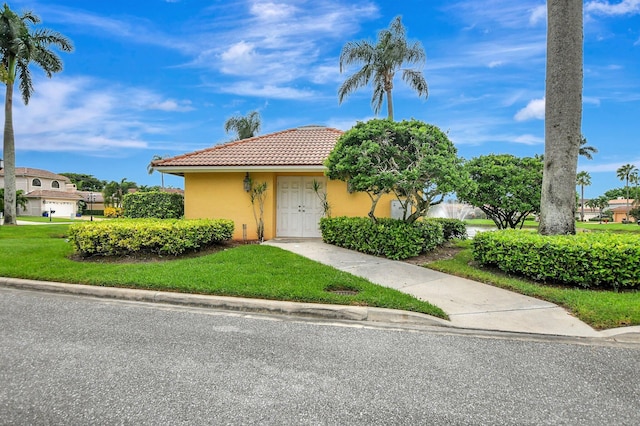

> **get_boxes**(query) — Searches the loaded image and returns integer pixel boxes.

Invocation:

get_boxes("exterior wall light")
[243,172,251,192]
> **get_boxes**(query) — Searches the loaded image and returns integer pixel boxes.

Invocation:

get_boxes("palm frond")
[338,65,374,104]
[401,69,428,98]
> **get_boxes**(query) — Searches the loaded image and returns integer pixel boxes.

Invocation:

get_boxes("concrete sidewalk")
[265,238,640,340]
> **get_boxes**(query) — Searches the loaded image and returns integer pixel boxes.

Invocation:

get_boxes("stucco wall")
[184,171,396,241]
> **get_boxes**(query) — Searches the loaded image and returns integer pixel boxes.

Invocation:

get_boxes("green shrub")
[123,191,184,219]
[472,230,640,290]
[69,218,234,257]
[104,207,123,218]
[424,218,467,240]
[320,217,444,260]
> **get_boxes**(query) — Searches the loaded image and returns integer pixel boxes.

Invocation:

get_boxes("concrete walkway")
[265,238,640,339]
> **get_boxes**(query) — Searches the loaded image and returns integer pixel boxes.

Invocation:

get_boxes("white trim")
[155,165,326,175]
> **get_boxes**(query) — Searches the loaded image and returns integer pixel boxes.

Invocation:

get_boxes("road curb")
[0,277,451,328]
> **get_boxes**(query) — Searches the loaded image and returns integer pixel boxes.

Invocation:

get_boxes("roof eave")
[155,165,327,176]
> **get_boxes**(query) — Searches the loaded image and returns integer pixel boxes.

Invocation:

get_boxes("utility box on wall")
[390,200,411,220]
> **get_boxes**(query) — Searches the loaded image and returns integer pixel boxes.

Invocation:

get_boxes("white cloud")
[582,160,640,173]
[8,77,189,153]
[529,5,546,25]
[585,0,640,16]
[147,99,194,112]
[250,2,298,20]
[514,97,545,121]
[512,134,544,145]
[220,41,256,63]
[217,82,315,99]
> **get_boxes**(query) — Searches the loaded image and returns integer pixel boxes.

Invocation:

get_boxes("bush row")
[123,192,184,219]
[425,218,468,240]
[472,230,640,290]
[69,218,234,257]
[104,207,123,218]
[320,217,465,260]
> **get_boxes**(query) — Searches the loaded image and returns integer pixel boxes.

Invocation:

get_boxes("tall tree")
[338,16,428,121]
[579,135,597,160]
[103,178,137,208]
[585,196,609,224]
[457,154,543,229]
[147,154,165,188]
[59,173,105,191]
[539,0,583,235]
[325,119,463,223]
[576,171,591,222]
[616,163,638,221]
[631,171,639,207]
[224,110,261,140]
[0,188,27,214]
[0,4,72,226]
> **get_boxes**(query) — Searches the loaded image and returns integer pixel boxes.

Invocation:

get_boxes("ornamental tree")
[325,119,463,223]
[457,154,543,229]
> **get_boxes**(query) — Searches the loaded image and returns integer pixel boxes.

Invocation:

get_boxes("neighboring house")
[77,191,106,212]
[607,198,636,223]
[576,199,599,221]
[154,125,397,240]
[0,167,84,218]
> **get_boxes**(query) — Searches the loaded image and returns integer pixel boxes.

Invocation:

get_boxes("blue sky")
[3,0,640,198]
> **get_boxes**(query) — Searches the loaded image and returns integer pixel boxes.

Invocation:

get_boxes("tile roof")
[25,190,84,200]
[77,191,105,203]
[154,125,343,168]
[0,167,71,182]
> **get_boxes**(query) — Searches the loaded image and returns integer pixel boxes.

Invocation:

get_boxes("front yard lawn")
[0,224,447,319]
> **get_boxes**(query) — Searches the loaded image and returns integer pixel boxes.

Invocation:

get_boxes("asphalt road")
[1,287,639,425]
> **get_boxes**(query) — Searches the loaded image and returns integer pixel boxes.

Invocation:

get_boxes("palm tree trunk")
[386,89,394,121]
[539,0,583,235]
[3,81,17,226]
[626,177,630,221]
[580,185,584,222]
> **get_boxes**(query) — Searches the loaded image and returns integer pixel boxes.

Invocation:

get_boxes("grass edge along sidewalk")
[424,240,640,330]
[0,224,447,320]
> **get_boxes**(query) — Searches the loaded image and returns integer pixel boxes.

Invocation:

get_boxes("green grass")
[426,240,640,330]
[0,224,447,319]
[464,218,539,228]
[576,221,640,232]
[17,216,77,223]
[465,218,640,233]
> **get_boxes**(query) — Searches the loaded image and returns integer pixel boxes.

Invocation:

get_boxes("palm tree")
[224,111,261,140]
[539,0,583,235]
[147,154,166,188]
[586,195,609,224]
[578,135,598,160]
[630,170,639,207]
[575,171,591,222]
[0,5,72,226]
[0,188,27,214]
[616,163,638,221]
[103,178,137,208]
[338,16,428,120]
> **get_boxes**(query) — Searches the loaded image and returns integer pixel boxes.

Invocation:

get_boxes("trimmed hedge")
[425,218,467,240]
[104,207,123,218]
[472,230,640,290]
[320,217,445,260]
[69,218,234,257]
[123,191,184,219]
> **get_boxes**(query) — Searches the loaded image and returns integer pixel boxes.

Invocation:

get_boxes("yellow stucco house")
[154,125,397,240]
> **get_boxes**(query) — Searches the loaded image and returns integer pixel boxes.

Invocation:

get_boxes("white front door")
[277,177,325,237]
